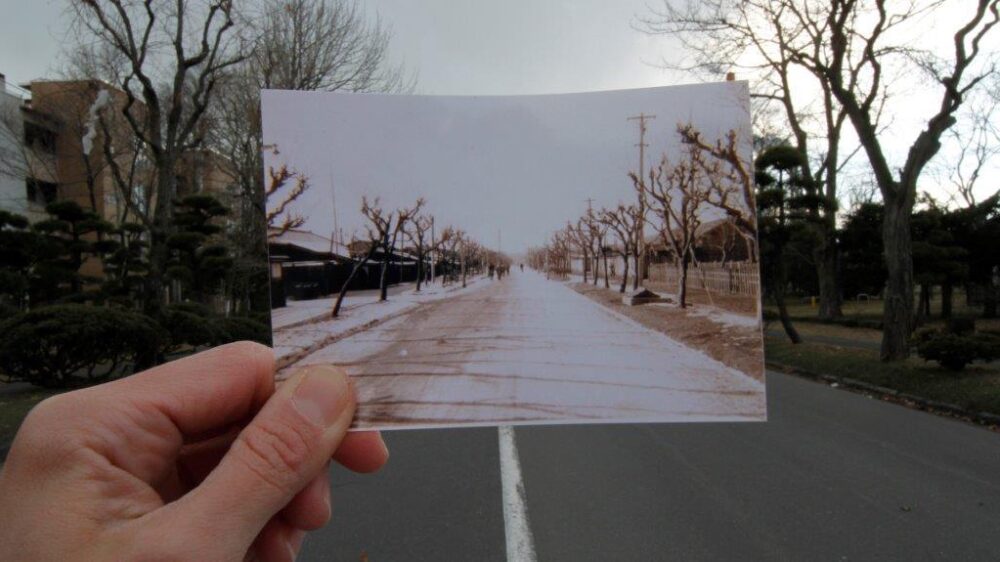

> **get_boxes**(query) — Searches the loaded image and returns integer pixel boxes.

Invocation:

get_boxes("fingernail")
[291,366,351,428]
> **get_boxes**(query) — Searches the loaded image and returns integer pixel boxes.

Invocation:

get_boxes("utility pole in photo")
[628,112,655,283]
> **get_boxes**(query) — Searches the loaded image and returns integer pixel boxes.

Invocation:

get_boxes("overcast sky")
[262,83,749,254]
[2,0,996,213]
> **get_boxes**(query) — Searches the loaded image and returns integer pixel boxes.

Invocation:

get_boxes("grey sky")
[2,1,995,207]
[262,82,750,254]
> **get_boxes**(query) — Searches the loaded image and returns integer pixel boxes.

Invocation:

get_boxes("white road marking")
[499,425,538,562]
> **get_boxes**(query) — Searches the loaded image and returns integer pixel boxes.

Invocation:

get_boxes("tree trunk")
[678,257,689,308]
[144,157,178,315]
[378,231,392,302]
[631,250,640,291]
[880,196,915,360]
[774,290,802,344]
[941,282,953,319]
[983,281,997,319]
[333,246,378,317]
[917,283,931,322]
[603,252,610,289]
[619,254,628,293]
[581,249,589,283]
[415,249,423,292]
[815,240,843,319]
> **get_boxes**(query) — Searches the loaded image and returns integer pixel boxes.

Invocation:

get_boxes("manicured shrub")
[0,304,165,388]
[945,317,976,335]
[158,303,220,353]
[914,329,999,371]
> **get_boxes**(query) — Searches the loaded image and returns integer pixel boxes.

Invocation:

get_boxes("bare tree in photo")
[439,227,463,286]
[331,196,386,317]
[265,164,310,236]
[643,148,710,308]
[364,197,422,301]
[402,200,436,292]
[565,219,592,283]
[678,125,757,262]
[587,208,611,289]
[600,204,641,293]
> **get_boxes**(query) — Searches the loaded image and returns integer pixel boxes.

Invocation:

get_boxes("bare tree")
[70,0,246,313]
[585,209,610,288]
[404,209,433,292]
[265,164,309,236]
[677,125,757,256]
[643,148,710,308]
[935,93,1000,208]
[600,204,642,293]
[331,196,392,317]
[783,0,1000,360]
[440,227,465,286]
[565,218,592,283]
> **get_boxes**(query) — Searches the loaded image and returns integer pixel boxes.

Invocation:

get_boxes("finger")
[333,431,389,473]
[280,463,331,531]
[99,341,275,436]
[11,342,274,487]
[172,365,356,545]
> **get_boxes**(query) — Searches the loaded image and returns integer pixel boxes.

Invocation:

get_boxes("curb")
[273,279,490,373]
[767,361,1000,431]
[274,278,483,333]
[275,303,421,373]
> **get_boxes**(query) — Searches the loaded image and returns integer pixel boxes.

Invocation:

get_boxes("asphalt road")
[292,271,764,428]
[301,371,1000,561]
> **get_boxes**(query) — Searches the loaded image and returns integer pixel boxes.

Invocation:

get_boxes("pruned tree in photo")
[360,197,422,301]
[643,147,710,308]
[331,197,385,318]
[586,208,611,289]
[600,204,641,293]
[402,200,433,291]
[440,227,465,287]
[265,164,310,237]
[678,125,757,258]
[565,219,592,283]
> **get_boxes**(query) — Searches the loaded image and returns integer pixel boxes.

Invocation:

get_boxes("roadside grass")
[0,385,61,448]
[766,321,882,345]
[769,292,987,320]
[765,336,1000,416]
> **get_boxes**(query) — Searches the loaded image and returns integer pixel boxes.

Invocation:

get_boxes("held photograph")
[262,81,766,429]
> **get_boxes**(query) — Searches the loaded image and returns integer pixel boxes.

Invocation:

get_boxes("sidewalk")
[272,283,416,330]
[273,277,489,373]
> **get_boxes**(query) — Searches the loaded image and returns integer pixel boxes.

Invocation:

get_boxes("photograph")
[262,81,765,429]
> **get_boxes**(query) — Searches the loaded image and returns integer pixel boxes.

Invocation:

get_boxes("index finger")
[92,341,276,437]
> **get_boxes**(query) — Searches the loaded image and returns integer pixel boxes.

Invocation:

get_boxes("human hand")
[0,342,387,561]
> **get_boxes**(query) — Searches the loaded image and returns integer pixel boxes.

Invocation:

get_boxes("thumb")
[174,365,356,544]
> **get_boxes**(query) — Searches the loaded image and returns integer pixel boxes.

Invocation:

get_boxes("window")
[26,178,58,206]
[23,122,57,154]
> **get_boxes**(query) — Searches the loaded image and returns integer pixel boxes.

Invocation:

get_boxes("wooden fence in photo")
[648,261,759,297]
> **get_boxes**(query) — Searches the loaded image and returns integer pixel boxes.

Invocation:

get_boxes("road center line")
[498,425,538,562]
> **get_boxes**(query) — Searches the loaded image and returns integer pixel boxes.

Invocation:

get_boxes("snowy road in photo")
[288,271,765,428]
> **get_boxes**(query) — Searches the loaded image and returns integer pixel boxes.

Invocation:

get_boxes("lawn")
[765,336,1000,416]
